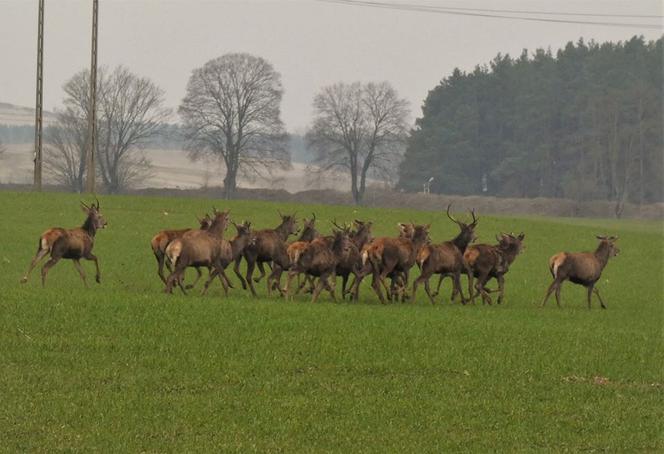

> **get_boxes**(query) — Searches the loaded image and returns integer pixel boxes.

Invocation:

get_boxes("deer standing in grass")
[411,206,477,304]
[235,212,298,297]
[164,209,232,295]
[151,214,213,288]
[462,232,525,305]
[21,200,107,287]
[541,236,619,309]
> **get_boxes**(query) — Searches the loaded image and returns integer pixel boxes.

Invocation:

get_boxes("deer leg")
[216,266,230,297]
[40,256,61,287]
[285,270,298,301]
[22,245,50,283]
[311,275,326,304]
[233,256,247,290]
[326,272,337,303]
[541,280,557,307]
[83,253,101,284]
[340,273,349,300]
[454,272,468,305]
[586,284,594,309]
[201,268,217,296]
[245,259,259,297]
[432,274,445,298]
[554,281,562,308]
[253,261,267,283]
[155,251,168,285]
[496,275,505,305]
[593,287,607,309]
[72,259,88,288]
[411,271,428,304]
[185,267,203,290]
[370,271,387,304]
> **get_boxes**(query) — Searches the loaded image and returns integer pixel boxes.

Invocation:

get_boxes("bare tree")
[179,53,289,199]
[306,81,409,204]
[45,66,170,193]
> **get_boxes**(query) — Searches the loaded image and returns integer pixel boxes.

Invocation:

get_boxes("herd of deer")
[20,200,620,309]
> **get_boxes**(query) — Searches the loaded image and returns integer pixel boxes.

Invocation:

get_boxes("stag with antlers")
[541,235,619,309]
[411,206,477,304]
[21,199,107,287]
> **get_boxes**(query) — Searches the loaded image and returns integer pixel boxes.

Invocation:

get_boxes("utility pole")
[84,0,98,193]
[33,0,45,191]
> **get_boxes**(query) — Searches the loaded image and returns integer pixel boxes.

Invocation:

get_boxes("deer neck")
[81,215,97,238]
[231,235,249,259]
[594,242,611,269]
[208,219,227,237]
[275,224,291,241]
[451,231,472,253]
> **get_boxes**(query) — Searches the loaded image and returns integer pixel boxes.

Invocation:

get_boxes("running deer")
[541,236,619,309]
[461,232,525,305]
[411,206,478,304]
[266,214,320,295]
[235,212,298,297]
[151,214,213,288]
[363,223,431,304]
[164,209,232,295]
[21,199,107,287]
[201,220,254,295]
[285,228,351,303]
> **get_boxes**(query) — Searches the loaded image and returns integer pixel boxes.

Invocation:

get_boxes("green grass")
[1,191,662,452]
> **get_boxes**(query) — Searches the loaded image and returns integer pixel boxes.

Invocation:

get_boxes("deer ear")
[80,202,90,212]
[518,232,525,240]
[596,235,607,240]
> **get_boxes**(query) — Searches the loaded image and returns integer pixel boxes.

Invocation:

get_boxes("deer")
[164,209,232,295]
[411,206,478,304]
[284,228,351,303]
[352,221,413,302]
[151,214,213,288]
[460,232,525,305]
[363,223,431,304]
[21,199,107,287]
[234,212,298,297]
[200,220,254,295]
[267,214,320,295]
[541,236,619,309]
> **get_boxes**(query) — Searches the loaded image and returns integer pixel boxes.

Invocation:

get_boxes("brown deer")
[411,206,477,304]
[151,214,213,288]
[235,212,298,297]
[201,220,254,295]
[21,199,107,287]
[541,236,619,309]
[267,214,320,295]
[164,209,232,295]
[284,229,351,303]
[461,232,525,305]
[340,219,373,301]
[363,223,431,304]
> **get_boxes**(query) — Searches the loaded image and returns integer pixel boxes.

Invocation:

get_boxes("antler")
[446,204,461,225]
[469,208,478,225]
[331,219,345,231]
[80,200,90,210]
[311,212,316,222]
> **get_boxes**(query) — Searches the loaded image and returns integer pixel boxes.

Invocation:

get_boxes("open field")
[1,191,662,451]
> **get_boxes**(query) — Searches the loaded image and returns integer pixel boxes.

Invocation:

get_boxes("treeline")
[398,36,663,205]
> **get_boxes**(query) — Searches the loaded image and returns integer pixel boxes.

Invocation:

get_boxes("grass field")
[1,191,662,452]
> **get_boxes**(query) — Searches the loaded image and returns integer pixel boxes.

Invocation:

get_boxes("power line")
[339,0,664,19]
[315,0,663,30]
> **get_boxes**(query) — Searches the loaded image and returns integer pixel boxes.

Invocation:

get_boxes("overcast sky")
[1,0,661,131]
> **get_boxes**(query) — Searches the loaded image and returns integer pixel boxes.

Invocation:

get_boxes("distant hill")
[0,102,56,127]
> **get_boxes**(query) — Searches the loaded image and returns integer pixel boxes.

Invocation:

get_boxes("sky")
[0,0,661,131]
